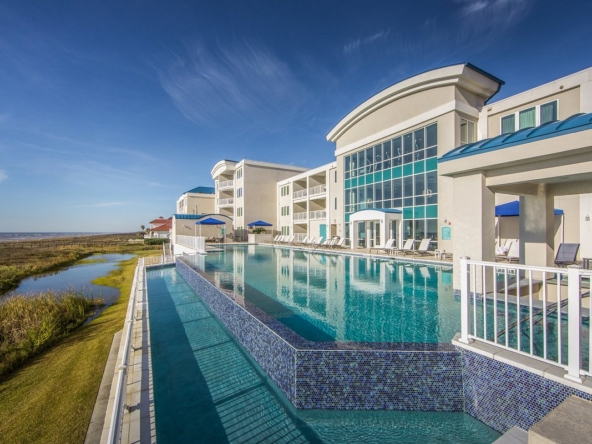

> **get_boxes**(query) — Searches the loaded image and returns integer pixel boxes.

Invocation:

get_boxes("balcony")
[309,185,326,198]
[310,210,326,220]
[293,212,307,222]
[293,189,307,200]
[218,180,234,190]
[218,198,234,208]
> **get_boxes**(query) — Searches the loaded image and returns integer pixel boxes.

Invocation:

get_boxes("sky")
[1,0,591,232]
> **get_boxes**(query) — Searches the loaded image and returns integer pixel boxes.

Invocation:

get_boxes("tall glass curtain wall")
[344,123,438,246]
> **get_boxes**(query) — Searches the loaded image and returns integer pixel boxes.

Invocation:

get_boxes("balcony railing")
[293,189,307,199]
[293,212,307,221]
[310,210,326,220]
[176,235,206,253]
[218,180,234,190]
[309,185,327,197]
[218,198,234,207]
[458,258,592,382]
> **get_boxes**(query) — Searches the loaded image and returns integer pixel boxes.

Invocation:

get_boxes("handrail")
[458,257,590,383]
[293,212,307,221]
[293,189,307,199]
[218,198,234,206]
[310,210,327,219]
[309,184,327,196]
[107,257,143,444]
[218,180,234,189]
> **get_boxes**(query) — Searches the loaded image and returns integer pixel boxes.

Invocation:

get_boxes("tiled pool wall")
[457,347,592,433]
[176,258,463,411]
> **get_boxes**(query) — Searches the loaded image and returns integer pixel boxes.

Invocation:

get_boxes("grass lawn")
[0,253,155,444]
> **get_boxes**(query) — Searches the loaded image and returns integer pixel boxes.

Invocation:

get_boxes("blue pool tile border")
[457,346,592,433]
[176,258,463,411]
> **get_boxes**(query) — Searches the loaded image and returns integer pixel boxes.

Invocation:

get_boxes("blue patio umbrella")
[195,217,225,236]
[247,220,273,227]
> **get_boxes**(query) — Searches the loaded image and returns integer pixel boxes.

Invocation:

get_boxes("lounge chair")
[554,243,580,267]
[310,237,325,249]
[392,239,415,255]
[297,236,309,246]
[305,237,316,247]
[412,238,432,256]
[332,238,346,249]
[369,239,395,254]
[274,235,284,244]
[269,235,280,244]
[497,241,519,262]
[285,235,295,244]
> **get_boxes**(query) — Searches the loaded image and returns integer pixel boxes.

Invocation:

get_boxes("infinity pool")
[181,245,456,343]
[147,266,500,443]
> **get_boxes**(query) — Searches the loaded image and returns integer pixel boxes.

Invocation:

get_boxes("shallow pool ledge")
[176,258,463,411]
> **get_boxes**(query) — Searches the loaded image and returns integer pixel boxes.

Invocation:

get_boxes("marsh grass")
[0,233,159,294]
[0,291,103,376]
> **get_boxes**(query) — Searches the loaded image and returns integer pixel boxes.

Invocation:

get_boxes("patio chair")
[285,235,295,244]
[298,236,309,246]
[497,241,519,262]
[310,237,325,249]
[305,237,316,247]
[332,238,346,249]
[274,235,284,244]
[392,239,415,255]
[269,235,280,244]
[554,243,580,267]
[412,238,432,256]
[369,238,395,254]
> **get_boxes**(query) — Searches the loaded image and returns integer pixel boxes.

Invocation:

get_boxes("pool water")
[147,267,501,443]
[182,245,457,343]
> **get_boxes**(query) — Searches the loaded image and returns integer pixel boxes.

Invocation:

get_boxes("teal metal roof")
[184,186,215,195]
[173,214,208,220]
[440,113,592,163]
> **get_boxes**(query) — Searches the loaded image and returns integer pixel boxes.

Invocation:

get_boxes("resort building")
[276,162,337,242]
[210,159,308,241]
[176,186,215,215]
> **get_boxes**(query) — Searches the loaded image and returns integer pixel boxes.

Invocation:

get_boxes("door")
[319,224,327,241]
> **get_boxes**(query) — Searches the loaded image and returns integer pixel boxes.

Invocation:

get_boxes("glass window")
[366,184,373,206]
[403,133,413,155]
[345,156,351,179]
[414,128,424,151]
[501,115,515,134]
[403,176,413,197]
[426,146,437,158]
[392,179,402,199]
[519,108,536,129]
[393,198,402,208]
[392,137,402,157]
[415,150,424,162]
[403,220,413,240]
[374,183,382,201]
[357,151,365,176]
[374,144,382,164]
[383,141,391,160]
[414,174,424,196]
[366,147,373,173]
[358,186,365,204]
[414,220,425,240]
[392,156,402,167]
[383,180,392,200]
[426,171,437,195]
[427,220,438,242]
[460,119,475,145]
[415,196,425,206]
[426,124,437,147]
[540,101,557,124]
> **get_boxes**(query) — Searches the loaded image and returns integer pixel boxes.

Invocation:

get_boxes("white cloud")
[154,40,306,127]
[0,170,7,182]
[456,0,533,29]
[344,29,391,54]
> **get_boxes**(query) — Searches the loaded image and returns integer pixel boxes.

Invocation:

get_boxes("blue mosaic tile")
[177,258,464,411]
[457,346,592,433]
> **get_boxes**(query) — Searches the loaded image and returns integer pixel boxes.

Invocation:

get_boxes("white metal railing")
[176,235,206,253]
[293,189,307,199]
[144,255,175,266]
[107,257,144,444]
[459,257,591,382]
[309,184,327,197]
[293,212,307,221]
[218,198,234,206]
[218,180,234,189]
[310,210,327,220]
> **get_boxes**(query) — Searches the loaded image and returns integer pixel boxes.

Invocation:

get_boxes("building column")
[519,184,554,267]
[452,172,495,290]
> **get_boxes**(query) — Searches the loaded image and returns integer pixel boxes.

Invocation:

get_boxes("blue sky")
[1,0,591,232]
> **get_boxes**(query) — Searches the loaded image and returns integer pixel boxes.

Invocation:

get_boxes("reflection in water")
[6,254,135,305]
[183,246,456,343]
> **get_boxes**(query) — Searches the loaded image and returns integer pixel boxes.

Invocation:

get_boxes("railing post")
[459,256,472,344]
[565,265,582,383]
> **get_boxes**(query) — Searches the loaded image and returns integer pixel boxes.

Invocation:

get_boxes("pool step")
[528,396,592,443]
[493,426,527,444]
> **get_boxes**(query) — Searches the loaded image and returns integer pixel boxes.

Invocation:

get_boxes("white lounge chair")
[392,239,415,255]
[412,239,432,256]
[497,241,519,262]
[370,239,395,254]
[298,236,309,246]
[332,238,346,249]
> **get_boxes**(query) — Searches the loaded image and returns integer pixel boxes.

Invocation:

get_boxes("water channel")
[6,253,136,305]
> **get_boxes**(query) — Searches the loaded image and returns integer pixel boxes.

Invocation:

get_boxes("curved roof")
[326,63,503,143]
[440,113,592,163]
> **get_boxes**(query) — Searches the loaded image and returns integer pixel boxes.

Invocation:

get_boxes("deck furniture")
[369,239,395,254]
[391,239,415,255]
[412,239,432,256]
[496,241,519,262]
[554,243,580,267]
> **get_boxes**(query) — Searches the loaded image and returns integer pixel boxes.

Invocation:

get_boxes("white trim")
[334,100,477,157]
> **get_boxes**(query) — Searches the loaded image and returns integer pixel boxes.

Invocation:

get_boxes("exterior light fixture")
[586,214,590,222]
